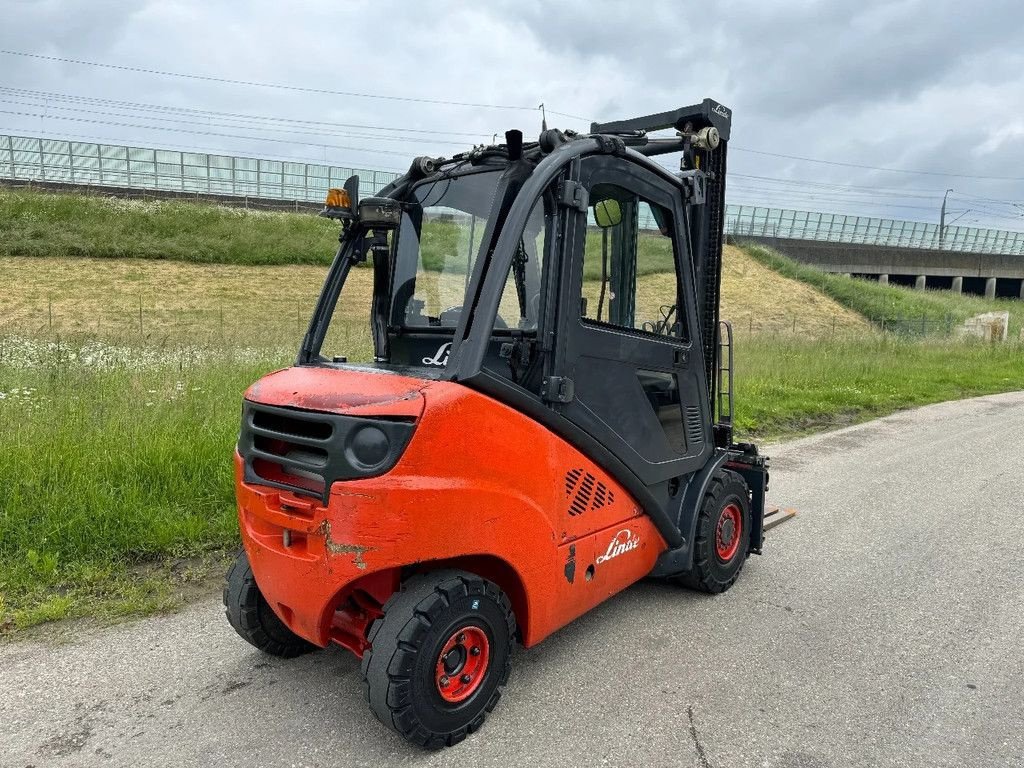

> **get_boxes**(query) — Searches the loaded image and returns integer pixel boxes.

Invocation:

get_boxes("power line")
[0,86,492,139]
[726,194,951,213]
[729,177,1024,214]
[729,174,942,199]
[949,189,1024,208]
[0,108,422,157]
[729,182,945,204]
[0,96,476,148]
[731,146,1024,182]
[0,49,590,121]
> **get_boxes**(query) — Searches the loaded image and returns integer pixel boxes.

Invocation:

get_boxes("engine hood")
[244,365,430,419]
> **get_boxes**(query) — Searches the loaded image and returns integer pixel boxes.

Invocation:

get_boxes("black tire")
[361,570,516,750]
[675,469,752,594]
[223,550,318,658]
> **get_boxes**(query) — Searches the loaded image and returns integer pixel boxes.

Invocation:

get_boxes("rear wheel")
[361,570,516,749]
[675,470,752,593]
[223,550,318,658]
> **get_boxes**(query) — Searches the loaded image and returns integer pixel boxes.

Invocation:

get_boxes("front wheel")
[361,570,516,749]
[675,469,752,593]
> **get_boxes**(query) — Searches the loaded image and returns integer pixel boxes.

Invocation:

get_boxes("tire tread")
[674,470,751,594]
[361,570,515,749]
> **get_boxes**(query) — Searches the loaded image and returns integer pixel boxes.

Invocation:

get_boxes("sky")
[2,0,1024,229]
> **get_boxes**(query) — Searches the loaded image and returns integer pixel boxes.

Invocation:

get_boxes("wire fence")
[3,133,1024,255]
[0,301,985,355]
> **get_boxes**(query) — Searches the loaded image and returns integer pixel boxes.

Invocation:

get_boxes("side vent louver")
[685,405,704,448]
[565,468,615,517]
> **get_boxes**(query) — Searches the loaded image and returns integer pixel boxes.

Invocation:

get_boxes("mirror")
[593,198,622,228]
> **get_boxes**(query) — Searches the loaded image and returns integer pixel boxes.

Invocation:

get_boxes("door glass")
[580,184,686,340]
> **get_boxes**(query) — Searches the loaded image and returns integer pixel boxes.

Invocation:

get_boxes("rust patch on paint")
[317,520,371,569]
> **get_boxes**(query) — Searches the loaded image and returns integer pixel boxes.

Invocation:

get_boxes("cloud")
[1,0,1022,227]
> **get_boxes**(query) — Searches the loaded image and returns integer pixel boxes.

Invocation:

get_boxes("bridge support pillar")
[985,277,997,299]
[951,276,963,293]
[915,275,927,290]
[878,274,889,285]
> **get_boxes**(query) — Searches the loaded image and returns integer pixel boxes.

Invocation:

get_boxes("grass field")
[0,351,272,631]
[0,187,679,276]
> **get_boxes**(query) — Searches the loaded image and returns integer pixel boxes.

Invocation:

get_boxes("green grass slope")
[0,187,340,265]
[739,242,1024,336]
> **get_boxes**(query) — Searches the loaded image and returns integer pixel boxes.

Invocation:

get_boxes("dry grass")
[0,256,371,348]
[721,244,870,334]
[0,245,869,346]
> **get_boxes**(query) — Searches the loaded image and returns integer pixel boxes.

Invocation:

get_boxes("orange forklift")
[225,99,772,748]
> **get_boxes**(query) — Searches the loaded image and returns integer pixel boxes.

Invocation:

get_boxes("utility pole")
[945,210,971,228]
[939,188,953,248]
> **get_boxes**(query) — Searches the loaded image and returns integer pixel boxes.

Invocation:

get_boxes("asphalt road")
[3,392,1024,768]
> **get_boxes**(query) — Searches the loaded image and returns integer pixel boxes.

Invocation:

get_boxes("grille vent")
[565,468,615,517]
[685,405,704,448]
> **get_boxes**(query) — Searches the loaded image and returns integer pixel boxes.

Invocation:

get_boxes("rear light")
[325,188,350,209]
[239,402,415,503]
[320,186,354,220]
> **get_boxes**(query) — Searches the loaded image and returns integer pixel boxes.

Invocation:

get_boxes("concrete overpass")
[739,236,1024,300]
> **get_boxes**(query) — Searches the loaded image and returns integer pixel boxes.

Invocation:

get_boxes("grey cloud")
[1,0,1022,225]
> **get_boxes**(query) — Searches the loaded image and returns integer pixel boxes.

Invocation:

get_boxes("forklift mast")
[591,99,732,433]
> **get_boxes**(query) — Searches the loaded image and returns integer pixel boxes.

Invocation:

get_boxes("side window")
[580,183,686,340]
[494,197,547,332]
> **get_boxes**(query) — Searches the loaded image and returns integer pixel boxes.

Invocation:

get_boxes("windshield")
[391,169,501,330]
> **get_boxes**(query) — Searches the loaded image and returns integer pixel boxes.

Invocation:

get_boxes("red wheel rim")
[716,503,742,562]
[435,625,490,704]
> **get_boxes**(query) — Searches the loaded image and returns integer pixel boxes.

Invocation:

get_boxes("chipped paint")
[317,520,372,569]
[244,366,427,418]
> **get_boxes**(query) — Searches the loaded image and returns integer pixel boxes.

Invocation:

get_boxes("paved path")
[3,393,1024,768]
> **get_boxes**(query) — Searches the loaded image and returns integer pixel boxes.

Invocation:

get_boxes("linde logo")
[596,529,641,564]
[422,342,451,366]
[712,103,730,119]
